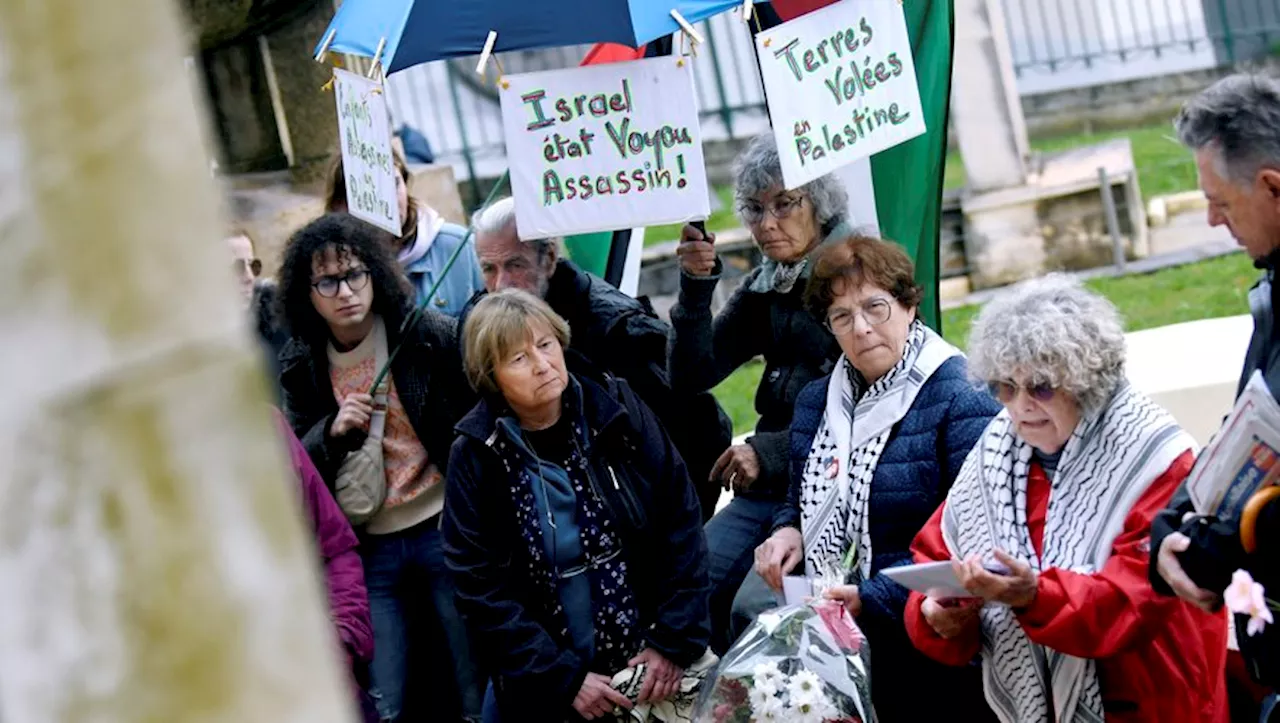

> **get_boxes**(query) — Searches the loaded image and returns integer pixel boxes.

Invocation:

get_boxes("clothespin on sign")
[314,28,336,63]
[669,10,705,45]
[367,37,387,81]
[475,31,509,88]
[741,0,754,22]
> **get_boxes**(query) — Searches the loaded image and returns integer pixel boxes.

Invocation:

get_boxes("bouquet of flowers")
[691,601,875,723]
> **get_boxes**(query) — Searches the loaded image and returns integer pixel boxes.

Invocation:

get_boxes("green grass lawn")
[712,252,1258,435]
[944,121,1197,202]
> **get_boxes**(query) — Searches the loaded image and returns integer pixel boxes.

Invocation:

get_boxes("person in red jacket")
[903,276,1228,722]
[272,409,376,721]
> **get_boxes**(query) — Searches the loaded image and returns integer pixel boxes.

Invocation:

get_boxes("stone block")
[410,164,467,225]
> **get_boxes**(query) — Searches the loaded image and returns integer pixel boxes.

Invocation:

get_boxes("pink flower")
[1224,569,1275,636]
[712,702,735,722]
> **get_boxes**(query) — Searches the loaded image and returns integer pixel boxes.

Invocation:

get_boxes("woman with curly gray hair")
[668,133,851,652]
[904,275,1228,722]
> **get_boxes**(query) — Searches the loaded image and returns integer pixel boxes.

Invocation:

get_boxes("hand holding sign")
[676,223,716,276]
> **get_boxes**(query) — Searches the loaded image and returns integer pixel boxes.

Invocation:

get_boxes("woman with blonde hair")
[325,152,483,316]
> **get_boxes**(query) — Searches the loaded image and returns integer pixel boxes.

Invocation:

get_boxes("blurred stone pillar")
[262,0,340,186]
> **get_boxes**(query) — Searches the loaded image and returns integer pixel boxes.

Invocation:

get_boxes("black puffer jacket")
[462,259,733,518]
[278,307,475,485]
[441,373,710,721]
[668,257,842,500]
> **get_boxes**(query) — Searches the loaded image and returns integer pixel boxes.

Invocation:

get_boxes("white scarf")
[398,203,446,268]
[941,383,1194,723]
[800,322,961,581]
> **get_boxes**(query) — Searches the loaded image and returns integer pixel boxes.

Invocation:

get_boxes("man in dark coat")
[1151,74,1280,706]
[460,196,732,521]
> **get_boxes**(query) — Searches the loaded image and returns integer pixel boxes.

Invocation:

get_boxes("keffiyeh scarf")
[800,321,961,581]
[940,383,1194,723]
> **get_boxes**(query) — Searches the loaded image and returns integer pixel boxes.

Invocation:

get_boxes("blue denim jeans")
[362,518,482,722]
[703,496,784,653]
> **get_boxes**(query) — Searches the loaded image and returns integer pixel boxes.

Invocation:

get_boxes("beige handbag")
[333,321,390,526]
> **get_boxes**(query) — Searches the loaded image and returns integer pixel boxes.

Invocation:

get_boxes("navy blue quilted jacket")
[773,355,1001,721]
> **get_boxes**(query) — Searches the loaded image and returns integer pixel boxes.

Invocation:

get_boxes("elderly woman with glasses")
[905,275,1228,723]
[732,236,1001,720]
[669,133,852,652]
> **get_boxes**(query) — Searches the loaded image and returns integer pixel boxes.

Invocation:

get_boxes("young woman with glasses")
[275,213,483,722]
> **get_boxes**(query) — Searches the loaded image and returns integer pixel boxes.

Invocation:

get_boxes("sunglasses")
[988,381,1055,404]
[234,258,263,278]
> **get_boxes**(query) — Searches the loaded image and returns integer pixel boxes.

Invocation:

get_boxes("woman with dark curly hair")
[276,212,481,722]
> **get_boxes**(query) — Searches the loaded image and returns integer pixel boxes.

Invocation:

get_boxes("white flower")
[748,685,775,714]
[752,661,784,695]
[753,695,786,721]
[787,697,832,723]
[785,669,824,706]
[1224,569,1275,637]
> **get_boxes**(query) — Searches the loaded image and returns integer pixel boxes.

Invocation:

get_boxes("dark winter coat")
[461,259,732,519]
[774,357,1001,722]
[1150,253,1280,687]
[441,373,711,721]
[668,255,842,500]
[278,307,475,486]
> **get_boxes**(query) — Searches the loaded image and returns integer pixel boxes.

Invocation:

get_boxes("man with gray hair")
[461,197,732,520]
[1151,73,1280,698]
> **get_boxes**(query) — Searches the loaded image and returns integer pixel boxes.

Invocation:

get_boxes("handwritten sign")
[500,57,710,240]
[756,0,926,189]
[334,68,401,235]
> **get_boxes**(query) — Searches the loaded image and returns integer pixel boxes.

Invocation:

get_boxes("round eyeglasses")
[312,268,370,298]
[825,298,892,334]
[738,194,806,225]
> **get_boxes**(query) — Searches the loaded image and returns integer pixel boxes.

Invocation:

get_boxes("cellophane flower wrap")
[691,601,875,723]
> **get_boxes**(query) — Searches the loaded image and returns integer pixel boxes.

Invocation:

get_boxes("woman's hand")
[628,648,684,705]
[957,550,1038,609]
[823,584,862,617]
[676,224,716,276]
[754,527,803,591]
[572,672,633,720]
[330,393,373,437]
[711,444,760,491]
[921,596,984,639]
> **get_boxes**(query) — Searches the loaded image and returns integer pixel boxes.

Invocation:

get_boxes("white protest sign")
[499,57,710,240]
[756,0,927,189]
[334,68,401,235]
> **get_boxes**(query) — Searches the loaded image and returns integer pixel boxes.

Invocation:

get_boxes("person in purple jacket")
[272,409,377,722]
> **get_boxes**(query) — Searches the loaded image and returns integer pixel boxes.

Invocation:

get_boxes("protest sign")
[756,0,927,189]
[499,57,710,240]
[334,68,401,235]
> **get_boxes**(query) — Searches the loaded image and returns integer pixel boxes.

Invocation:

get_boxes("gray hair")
[1175,74,1280,185]
[471,196,560,257]
[732,134,849,229]
[967,274,1126,413]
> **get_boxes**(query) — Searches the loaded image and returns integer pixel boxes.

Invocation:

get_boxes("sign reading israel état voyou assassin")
[499,56,711,240]
[756,0,927,189]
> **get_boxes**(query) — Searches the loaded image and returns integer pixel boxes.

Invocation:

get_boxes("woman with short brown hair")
[739,235,1001,721]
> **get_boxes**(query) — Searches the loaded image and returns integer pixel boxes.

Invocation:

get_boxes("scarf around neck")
[800,321,961,582]
[940,383,1194,723]
[749,219,853,295]
[398,203,446,268]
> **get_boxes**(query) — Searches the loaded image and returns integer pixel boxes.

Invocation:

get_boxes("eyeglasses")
[825,298,893,334]
[234,258,263,278]
[738,195,806,225]
[988,381,1056,404]
[312,268,370,298]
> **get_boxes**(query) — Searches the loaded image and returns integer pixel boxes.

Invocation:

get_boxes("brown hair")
[323,152,420,245]
[462,289,572,395]
[804,235,923,318]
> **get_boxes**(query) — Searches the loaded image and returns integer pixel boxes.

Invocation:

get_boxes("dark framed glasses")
[988,380,1056,404]
[234,258,263,278]
[312,268,370,298]
[738,194,806,224]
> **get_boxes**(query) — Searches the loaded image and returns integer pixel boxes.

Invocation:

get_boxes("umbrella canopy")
[318,0,742,74]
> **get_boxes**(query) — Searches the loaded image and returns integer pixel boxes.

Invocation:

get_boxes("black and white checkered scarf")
[800,321,960,581]
[940,383,1194,723]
